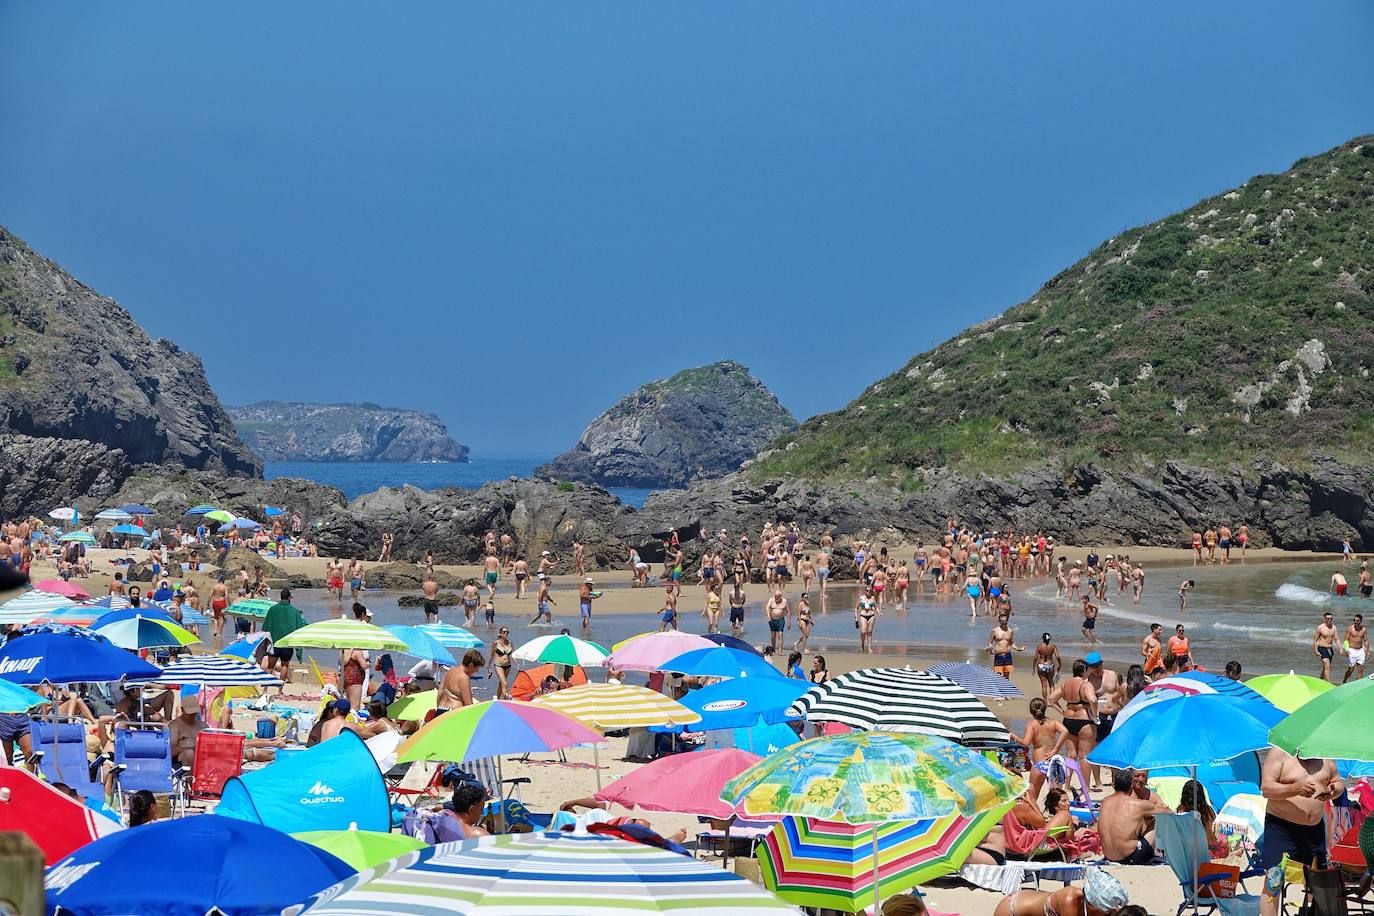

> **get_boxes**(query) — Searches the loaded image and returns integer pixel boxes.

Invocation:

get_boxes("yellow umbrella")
[532,683,701,730]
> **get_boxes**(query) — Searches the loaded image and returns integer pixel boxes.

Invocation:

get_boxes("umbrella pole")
[722,816,733,871]
[1190,763,1199,916]
[872,824,881,914]
[593,741,603,791]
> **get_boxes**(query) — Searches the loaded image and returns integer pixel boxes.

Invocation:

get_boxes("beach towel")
[1001,810,1049,858]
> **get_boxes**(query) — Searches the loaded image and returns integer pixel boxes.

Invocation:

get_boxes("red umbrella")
[32,580,92,600]
[595,747,762,819]
[0,768,122,864]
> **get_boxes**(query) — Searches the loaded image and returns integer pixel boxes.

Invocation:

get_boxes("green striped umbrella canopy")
[298,832,801,913]
[224,598,276,618]
[57,531,96,544]
[275,619,408,651]
[760,806,1009,912]
[513,634,609,667]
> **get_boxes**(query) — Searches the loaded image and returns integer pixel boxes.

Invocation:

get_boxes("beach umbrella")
[396,699,603,765]
[0,631,160,684]
[221,632,271,661]
[658,675,810,732]
[760,808,1009,913]
[90,614,199,650]
[1088,693,1274,770]
[263,506,286,517]
[118,503,154,515]
[606,631,717,671]
[218,518,261,532]
[32,580,91,600]
[533,683,702,730]
[384,624,456,664]
[203,509,236,523]
[419,621,485,649]
[1244,671,1336,713]
[660,646,784,679]
[513,633,609,667]
[0,768,122,865]
[48,507,77,521]
[224,597,276,618]
[45,814,353,915]
[923,662,1023,699]
[77,595,130,611]
[276,619,408,652]
[296,832,798,914]
[595,747,762,820]
[721,730,1024,824]
[791,667,1010,744]
[0,680,50,713]
[142,596,211,626]
[186,504,219,515]
[703,633,762,654]
[132,654,284,688]
[0,589,76,625]
[1216,793,1267,849]
[109,523,148,537]
[30,605,103,627]
[57,531,95,544]
[94,508,132,521]
[89,605,181,630]
[293,828,426,871]
[387,690,439,722]
[1115,670,1285,728]
[1270,677,1374,761]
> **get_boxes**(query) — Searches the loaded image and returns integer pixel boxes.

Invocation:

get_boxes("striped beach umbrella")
[91,615,199,650]
[57,531,96,544]
[94,509,133,521]
[760,807,1009,912]
[594,748,762,820]
[298,832,800,914]
[396,700,603,765]
[791,667,1010,743]
[131,655,283,688]
[606,631,717,671]
[1116,669,1283,728]
[276,619,408,651]
[514,634,609,668]
[0,590,76,625]
[419,622,485,649]
[923,662,1023,699]
[186,504,219,515]
[224,598,275,619]
[384,625,456,664]
[532,683,702,730]
[142,597,211,627]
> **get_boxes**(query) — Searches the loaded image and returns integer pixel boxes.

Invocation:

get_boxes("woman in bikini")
[871,565,887,607]
[794,592,813,652]
[893,561,910,610]
[854,586,880,654]
[1051,659,1098,781]
[1019,696,1069,801]
[1034,632,1061,699]
[488,628,514,699]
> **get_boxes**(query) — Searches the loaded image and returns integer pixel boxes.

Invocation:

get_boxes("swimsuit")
[768,617,785,632]
[1260,812,1327,870]
[485,571,499,585]
[1083,616,1096,630]
[967,584,981,597]
[1110,836,1155,865]
[661,608,676,623]
[992,651,1013,669]
[1319,646,1334,660]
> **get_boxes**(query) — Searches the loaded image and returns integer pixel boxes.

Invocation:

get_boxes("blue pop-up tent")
[215,731,388,832]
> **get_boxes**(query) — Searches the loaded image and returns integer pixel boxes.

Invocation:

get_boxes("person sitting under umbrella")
[116,684,175,722]
[171,695,284,765]
[1099,768,1172,864]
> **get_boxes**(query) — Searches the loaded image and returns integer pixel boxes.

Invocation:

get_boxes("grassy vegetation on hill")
[755,136,1374,483]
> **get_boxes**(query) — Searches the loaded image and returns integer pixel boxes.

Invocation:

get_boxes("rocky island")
[229,401,469,463]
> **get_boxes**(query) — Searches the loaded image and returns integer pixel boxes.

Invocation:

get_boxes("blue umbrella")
[658,675,810,731]
[218,518,261,532]
[142,597,211,626]
[44,814,353,915]
[90,606,183,630]
[263,506,285,517]
[118,504,154,515]
[109,524,148,537]
[924,662,1024,699]
[1087,693,1274,770]
[94,509,132,521]
[0,631,160,684]
[186,504,219,515]
[661,646,785,679]
[703,633,763,655]
[221,632,270,661]
[384,625,456,665]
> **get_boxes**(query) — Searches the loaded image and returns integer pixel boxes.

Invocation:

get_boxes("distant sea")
[264,454,656,508]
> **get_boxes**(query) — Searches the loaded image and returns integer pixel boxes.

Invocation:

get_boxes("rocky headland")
[228,401,468,463]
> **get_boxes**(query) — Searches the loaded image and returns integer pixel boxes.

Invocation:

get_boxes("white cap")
[541,550,550,556]
[584,577,594,583]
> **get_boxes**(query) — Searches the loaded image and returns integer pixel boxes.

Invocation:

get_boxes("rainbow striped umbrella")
[760,807,1009,912]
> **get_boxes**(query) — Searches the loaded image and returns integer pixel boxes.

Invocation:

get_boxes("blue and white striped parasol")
[923,662,1024,699]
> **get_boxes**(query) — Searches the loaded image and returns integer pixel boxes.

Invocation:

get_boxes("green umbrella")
[387,690,438,722]
[58,531,96,544]
[276,619,408,651]
[204,509,237,523]
[292,828,426,871]
[1269,677,1374,761]
[224,598,276,618]
[1245,671,1336,713]
[513,633,609,667]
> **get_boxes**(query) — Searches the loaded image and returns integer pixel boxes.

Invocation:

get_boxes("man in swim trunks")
[987,614,1023,680]
[1314,612,1337,681]
[659,580,679,632]
[347,558,364,599]
[483,550,501,600]
[461,580,481,628]
[1331,571,1348,597]
[1361,561,1372,598]
[1099,768,1171,865]
[1080,595,1099,645]
[1343,613,1366,682]
[579,577,598,633]
[421,572,441,624]
[1260,748,1343,916]
[766,588,789,654]
[728,582,747,635]
[209,574,230,639]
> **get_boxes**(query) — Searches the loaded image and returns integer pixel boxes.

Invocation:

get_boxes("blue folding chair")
[30,718,104,804]
[111,723,190,818]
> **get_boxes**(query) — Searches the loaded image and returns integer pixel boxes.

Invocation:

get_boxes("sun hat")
[1085,651,1103,665]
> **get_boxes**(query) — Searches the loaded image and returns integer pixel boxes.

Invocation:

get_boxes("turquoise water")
[264,455,656,508]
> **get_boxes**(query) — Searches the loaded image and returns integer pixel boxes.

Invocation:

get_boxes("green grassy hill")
[755,135,1374,483]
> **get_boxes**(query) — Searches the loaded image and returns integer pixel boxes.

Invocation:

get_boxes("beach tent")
[216,730,388,833]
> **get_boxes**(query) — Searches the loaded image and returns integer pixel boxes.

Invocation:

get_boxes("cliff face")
[0,225,259,515]
[537,360,796,488]
[228,401,469,463]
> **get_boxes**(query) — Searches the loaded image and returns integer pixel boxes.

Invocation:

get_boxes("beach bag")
[255,718,276,739]
[1198,862,1239,898]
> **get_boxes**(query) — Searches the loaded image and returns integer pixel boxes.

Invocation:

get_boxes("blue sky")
[2,2,1372,453]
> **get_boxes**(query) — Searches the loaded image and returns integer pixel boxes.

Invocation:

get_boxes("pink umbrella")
[606,631,717,672]
[595,747,762,819]
[32,580,91,600]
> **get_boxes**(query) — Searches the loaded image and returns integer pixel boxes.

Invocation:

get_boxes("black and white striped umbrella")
[130,655,283,688]
[790,666,1010,743]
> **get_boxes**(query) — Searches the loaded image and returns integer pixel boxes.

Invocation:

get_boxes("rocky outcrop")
[0,433,130,518]
[537,361,796,488]
[0,226,260,489]
[88,470,349,536]
[228,401,468,463]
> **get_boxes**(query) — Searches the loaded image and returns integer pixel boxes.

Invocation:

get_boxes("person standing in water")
[1130,562,1145,605]
[1314,612,1338,682]
[767,588,791,654]
[728,581,747,635]
[1081,594,1099,645]
[853,586,879,655]
[1034,633,1062,700]
[1344,613,1367,682]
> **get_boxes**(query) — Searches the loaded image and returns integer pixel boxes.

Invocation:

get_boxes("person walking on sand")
[1343,539,1354,563]
[767,588,791,654]
[1018,697,1069,801]
[1081,594,1099,645]
[659,582,678,632]
[1314,612,1338,681]
[1034,632,1061,700]
[1191,531,1203,565]
[853,586,879,655]
[794,592,813,652]
[1204,528,1217,564]
[1051,660,1099,788]
[1218,524,1232,564]
[1343,612,1367,682]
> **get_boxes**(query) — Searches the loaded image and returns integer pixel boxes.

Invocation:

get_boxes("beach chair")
[29,718,104,804]
[1001,811,1065,863]
[1156,811,1262,916]
[188,729,244,800]
[695,816,772,860]
[110,723,190,818]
